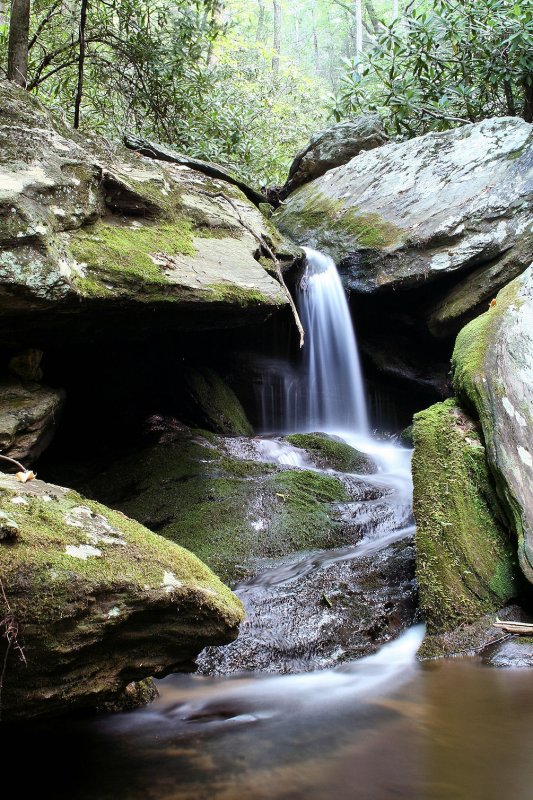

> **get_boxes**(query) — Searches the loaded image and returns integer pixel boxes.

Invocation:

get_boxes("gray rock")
[0,471,243,720]
[483,636,533,668]
[276,117,533,306]
[0,81,291,347]
[0,379,65,462]
[282,116,387,196]
[452,265,533,585]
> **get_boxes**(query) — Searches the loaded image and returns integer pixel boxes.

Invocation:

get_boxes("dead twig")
[198,191,305,348]
[0,577,27,721]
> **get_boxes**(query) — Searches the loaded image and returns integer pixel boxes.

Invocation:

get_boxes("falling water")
[298,247,369,434]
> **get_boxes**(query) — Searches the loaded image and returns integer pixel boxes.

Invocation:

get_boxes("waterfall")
[297,247,369,435]
[257,248,369,435]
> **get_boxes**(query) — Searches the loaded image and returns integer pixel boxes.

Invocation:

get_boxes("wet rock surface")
[74,415,417,674]
[198,536,416,674]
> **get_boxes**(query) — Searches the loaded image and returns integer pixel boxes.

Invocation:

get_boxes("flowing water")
[10,249,532,799]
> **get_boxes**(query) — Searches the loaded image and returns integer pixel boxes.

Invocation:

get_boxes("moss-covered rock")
[452,267,533,585]
[0,79,293,345]
[81,423,350,584]
[284,432,377,473]
[182,368,253,436]
[0,471,243,720]
[412,399,518,633]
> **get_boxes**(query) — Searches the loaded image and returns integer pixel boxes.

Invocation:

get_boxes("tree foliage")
[333,0,533,135]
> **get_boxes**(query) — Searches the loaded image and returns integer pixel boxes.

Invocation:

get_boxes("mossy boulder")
[182,368,253,436]
[284,432,377,473]
[0,80,293,346]
[412,399,518,634]
[452,266,533,585]
[0,471,243,721]
[276,117,533,302]
[80,420,350,584]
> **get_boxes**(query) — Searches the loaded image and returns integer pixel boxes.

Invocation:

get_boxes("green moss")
[276,188,404,252]
[412,399,518,634]
[285,432,376,473]
[183,367,254,436]
[0,480,244,628]
[206,283,277,306]
[69,218,195,294]
[452,280,520,417]
[82,431,350,584]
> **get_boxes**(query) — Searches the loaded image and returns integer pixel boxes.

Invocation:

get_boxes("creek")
[8,248,530,800]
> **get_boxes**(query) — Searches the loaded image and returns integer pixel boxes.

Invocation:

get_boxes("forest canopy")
[1,0,532,185]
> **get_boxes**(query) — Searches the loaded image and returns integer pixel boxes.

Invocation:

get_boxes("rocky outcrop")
[0,81,294,348]
[0,470,243,720]
[277,117,532,299]
[412,399,518,633]
[275,117,533,397]
[282,116,387,197]
[0,379,64,462]
[452,265,533,585]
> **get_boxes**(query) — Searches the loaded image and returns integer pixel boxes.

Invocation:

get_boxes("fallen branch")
[0,455,27,472]
[494,619,533,635]
[198,191,305,348]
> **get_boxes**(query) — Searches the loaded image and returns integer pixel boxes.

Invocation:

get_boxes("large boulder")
[0,470,243,720]
[282,116,387,197]
[452,265,533,584]
[0,379,64,462]
[276,117,533,334]
[0,81,293,348]
[412,399,518,633]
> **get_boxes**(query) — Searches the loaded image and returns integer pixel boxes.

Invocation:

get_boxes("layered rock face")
[0,472,243,720]
[452,265,533,584]
[276,118,533,394]
[0,81,293,347]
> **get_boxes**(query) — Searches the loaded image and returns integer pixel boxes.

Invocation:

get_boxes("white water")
[298,247,369,435]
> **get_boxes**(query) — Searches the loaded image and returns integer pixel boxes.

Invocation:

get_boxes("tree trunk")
[256,0,265,42]
[272,0,281,76]
[73,0,88,129]
[392,0,399,19]
[355,0,362,60]
[7,0,31,87]
[523,80,533,123]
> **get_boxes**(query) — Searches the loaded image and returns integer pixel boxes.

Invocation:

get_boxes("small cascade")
[298,247,369,435]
